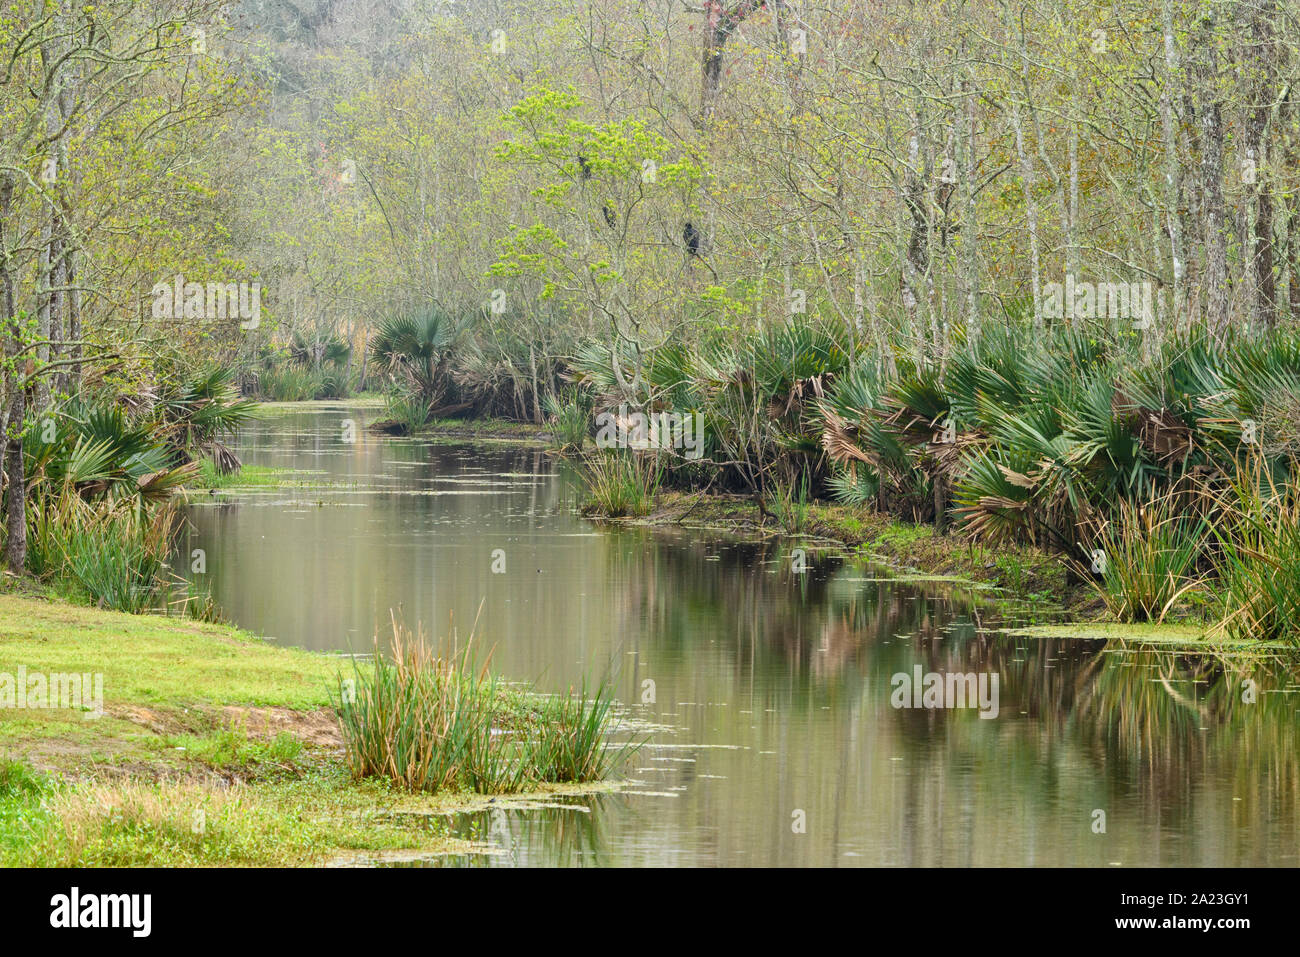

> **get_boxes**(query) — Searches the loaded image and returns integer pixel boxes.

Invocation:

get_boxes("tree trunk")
[901,127,930,331]
[962,71,979,340]
[1244,0,1278,329]
[3,386,25,572]
[0,174,25,572]
[1194,6,1230,333]
[1161,0,1187,327]
[1010,98,1043,326]
[34,217,53,413]
[357,329,370,393]
[64,242,81,391]
[699,1,769,119]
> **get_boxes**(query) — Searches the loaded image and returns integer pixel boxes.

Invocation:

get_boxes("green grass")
[168,721,305,772]
[334,620,635,794]
[636,491,1072,604]
[0,757,46,798]
[0,759,55,865]
[0,758,474,867]
[579,450,660,518]
[1000,621,1292,650]
[192,461,299,490]
[0,594,336,713]
[0,594,631,866]
[420,417,552,441]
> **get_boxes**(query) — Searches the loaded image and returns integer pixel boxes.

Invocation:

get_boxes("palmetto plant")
[151,365,259,474]
[817,324,1300,560]
[573,316,849,495]
[372,308,464,415]
[26,401,199,507]
[289,331,351,370]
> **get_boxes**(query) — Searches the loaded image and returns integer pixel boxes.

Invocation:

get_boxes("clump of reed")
[542,390,590,453]
[333,617,633,794]
[1210,462,1300,644]
[27,491,181,613]
[766,472,812,533]
[1075,492,1207,624]
[529,678,627,783]
[578,449,660,517]
[379,391,433,435]
[255,366,325,402]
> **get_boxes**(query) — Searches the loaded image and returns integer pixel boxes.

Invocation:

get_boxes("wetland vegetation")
[2,0,1299,869]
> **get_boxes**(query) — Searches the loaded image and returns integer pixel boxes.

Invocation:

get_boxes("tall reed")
[1076,493,1207,623]
[1211,462,1300,643]
[27,492,180,613]
[579,450,661,517]
[334,617,632,793]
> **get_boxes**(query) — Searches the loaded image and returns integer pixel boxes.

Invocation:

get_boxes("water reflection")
[184,405,1300,866]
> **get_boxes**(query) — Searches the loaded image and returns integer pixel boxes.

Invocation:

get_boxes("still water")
[185,404,1300,867]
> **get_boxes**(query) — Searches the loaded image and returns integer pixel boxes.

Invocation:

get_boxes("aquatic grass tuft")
[530,678,634,783]
[28,492,181,613]
[766,473,812,534]
[1211,461,1300,644]
[333,616,632,794]
[1076,492,1207,624]
[579,449,660,517]
[381,391,434,435]
[543,390,591,453]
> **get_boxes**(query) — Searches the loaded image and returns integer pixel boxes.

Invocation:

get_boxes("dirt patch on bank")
[219,705,342,748]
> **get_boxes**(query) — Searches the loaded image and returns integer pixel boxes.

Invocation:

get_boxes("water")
[184,403,1300,867]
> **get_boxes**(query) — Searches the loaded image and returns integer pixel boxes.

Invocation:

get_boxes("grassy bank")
[0,594,619,866]
[527,322,1300,645]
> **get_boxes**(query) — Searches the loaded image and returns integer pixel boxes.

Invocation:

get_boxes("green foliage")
[381,391,434,435]
[767,472,812,533]
[542,389,591,451]
[173,720,305,771]
[0,759,45,800]
[372,308,463,410]
[822,325,1300,554]
[1211,464,1300,644]
[29,493,181,613]
[257,366,327,401]
[334,620,632,794]
[1077,494,1207,623]
[26,402,198,506]
[578,450,661,518]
